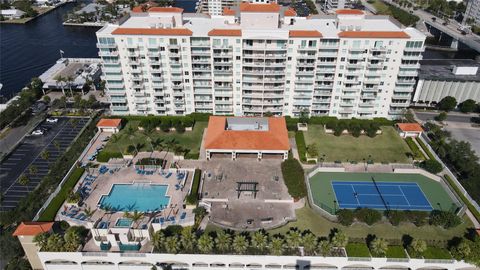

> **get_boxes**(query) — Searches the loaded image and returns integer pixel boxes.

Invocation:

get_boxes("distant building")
[464,0,480,26]
[0,9,25,19]
[412,60,480,106]
[197,0,276,16]
[325,0,352,11]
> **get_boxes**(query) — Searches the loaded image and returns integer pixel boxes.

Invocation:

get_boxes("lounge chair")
[180,212,186,220]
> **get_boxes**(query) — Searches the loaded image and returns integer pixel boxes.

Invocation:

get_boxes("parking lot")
[0,117,89,211]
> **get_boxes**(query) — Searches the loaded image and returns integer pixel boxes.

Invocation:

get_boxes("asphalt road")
[0,117,89,211]
[415,111,473,123]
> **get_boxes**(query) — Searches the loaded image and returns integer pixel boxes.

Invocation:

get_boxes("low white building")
[96,118,122,133]
[1,9,26,19]
[412,60,480,106]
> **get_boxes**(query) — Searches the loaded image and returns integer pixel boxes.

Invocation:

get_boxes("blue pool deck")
[332,181,433,211]
[99,183,171,212]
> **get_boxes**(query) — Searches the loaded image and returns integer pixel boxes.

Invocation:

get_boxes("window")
[169,39,177,45]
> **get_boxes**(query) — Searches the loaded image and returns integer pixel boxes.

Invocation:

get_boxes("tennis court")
[332,181,432,211]
[308,172,460,215]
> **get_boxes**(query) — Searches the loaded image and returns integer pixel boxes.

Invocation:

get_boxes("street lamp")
[366,154,372,171]
[363,158,366,171]
[333,200,337,214]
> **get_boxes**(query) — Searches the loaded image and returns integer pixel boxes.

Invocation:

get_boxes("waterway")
[0,0,477,100]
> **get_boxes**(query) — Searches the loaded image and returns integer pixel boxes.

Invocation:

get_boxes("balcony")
[400,63,421,69]
[99,51,119,57]
[371,46,387,52]
[396,79,416,85]
[358,102,375,107]
[402,55,423,60]
[97,43,116,48]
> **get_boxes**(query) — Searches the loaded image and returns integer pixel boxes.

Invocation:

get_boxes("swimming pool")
[99,183,171,212]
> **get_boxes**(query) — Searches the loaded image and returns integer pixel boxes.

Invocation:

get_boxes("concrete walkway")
[289,137,299,160]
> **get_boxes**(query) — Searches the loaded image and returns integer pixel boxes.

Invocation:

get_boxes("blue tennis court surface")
[332,181,433,211]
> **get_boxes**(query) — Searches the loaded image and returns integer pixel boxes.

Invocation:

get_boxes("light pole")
[363,158,366,171]
[366,154,372,171]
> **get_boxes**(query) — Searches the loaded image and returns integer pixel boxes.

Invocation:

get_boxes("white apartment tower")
[325,0,352,11]
[96,5,425,119]
[464,0,480,26]
[198,0,276,16]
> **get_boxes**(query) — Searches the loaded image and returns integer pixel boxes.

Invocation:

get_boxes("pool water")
[100,184,171,212]
[115,218,133,227]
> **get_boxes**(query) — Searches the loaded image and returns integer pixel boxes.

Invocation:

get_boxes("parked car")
[31,129,44,136]
[46,118,58,123]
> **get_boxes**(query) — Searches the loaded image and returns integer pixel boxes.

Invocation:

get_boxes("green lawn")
[265,207,472,242]
[303,125,412,163]
[422,246,453,259]
[102,121,207,157]
[386,246,408,258]
[346,243,371,257]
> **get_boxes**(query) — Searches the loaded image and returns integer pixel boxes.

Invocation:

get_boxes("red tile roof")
[97,118,122,128]
[223,7,236,15]
[335,9,364,15]
[148,7,184,13]
[338,31,410,38]
[240,2,281,13]
[289,30,322,37]
[396,123,424,132]
[13,222,54,236]
[284,7,297,16]
[208,29,242,36]
[111,28,193,36]
[205,116,290,151]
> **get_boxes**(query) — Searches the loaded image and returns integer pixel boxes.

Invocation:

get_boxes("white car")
[46,118,58,123]
[31,129,44,136]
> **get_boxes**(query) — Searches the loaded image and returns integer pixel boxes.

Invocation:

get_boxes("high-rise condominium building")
[96,4,425,119]
[197,0,275,16]
[325,0,352,11]
[464,0,480,26]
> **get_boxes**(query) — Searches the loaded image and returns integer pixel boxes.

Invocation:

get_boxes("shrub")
[333,122,346,136]
[186,169,201,205]
[405,137,425,160]
[349,122,362,137]
[306,143,318,158]
[96,151,123,162]
[355,208,382,225]
[437,96,457,111]
[337,209,354,226]
[281,158,307,199]
[420,159,443,174]
[365,124,379,137]
[182,116,194,127]
[175,122,185,133]
[160,120,171,132]
[405,211,429,226]
[434,112,447,122]
[458,99,477,113]
[295,131,307,162]
[387,210,407,226]
[429,210,461,229]
[185,152,200,160]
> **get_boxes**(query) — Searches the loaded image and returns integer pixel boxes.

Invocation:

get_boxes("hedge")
[405,137,426,160]
[96,151,123,162]
[38,167,85,221]
[280,158,307,199]
[186,169,201,205]
[416,137,436,160]
[444,174,480,223]
[295,131,307,162]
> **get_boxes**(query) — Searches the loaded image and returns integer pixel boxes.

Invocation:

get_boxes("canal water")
[0,0,476,100]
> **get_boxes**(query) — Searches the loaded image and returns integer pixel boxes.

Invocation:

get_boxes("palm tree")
[28,165,38,177]
[33,232,50,251]
[285,229,302,252]
[302,232,318,256]
[232,234,249,254]
[53,140,61,152]
[84,206,97,222]
[197,234,214,254]
[125,210,144,229]
[370,238,388,257]
[410,239,427,256]
[317,239,332,256]
[40,150,50,161]
[151,231,165,252]
[269,236,284,256]
[164,236,180,254]
[331,230,348,248]
[180,227,196,253]
[215,230,232,254]
[64,229,81,252]
[18,174,30,192]
[54,75,66,96]
[151,138,164,152]
[251,231,268,254]
[65,75,74,97]
[46,234,65,252]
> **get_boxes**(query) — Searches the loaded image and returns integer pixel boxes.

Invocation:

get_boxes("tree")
[251,231,268,254]
[41,150,50,161]
[269,236,284,255]
[53,140,61,151]
[420,159,443,174]
[302,232,318,255]
[458,99,477,113]
[64,228,81,252]
[337,209,354,226]
[197,234,214,254]
[331,230,348,248]
[33,232,50,251]
[152,231,165,252]
[46,234,65,252]
[410,239,427,255]
[215,230,232,253]
[178,227,195,253]
[164,236,179,253]
[65,76,75,96]
[232,234,249,254]
[370,238,389,256]
[18,174,30,191]
[124,210,144,229]
[285,229,302,252]
[434,112,447,122]
[437,96,457,111]
[28,165,38,176]
[451,241,471,258]
[317,239,332,256]
[83,206,96,222]
[54,75,66,96]
[43,95,51,104]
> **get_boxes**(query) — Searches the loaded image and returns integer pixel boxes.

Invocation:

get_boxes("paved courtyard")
[179,158,297,230]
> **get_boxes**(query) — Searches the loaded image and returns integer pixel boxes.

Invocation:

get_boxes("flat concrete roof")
[419,59,480,82]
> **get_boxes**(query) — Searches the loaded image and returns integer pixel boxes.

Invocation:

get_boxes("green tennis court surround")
[309,172,459,215]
